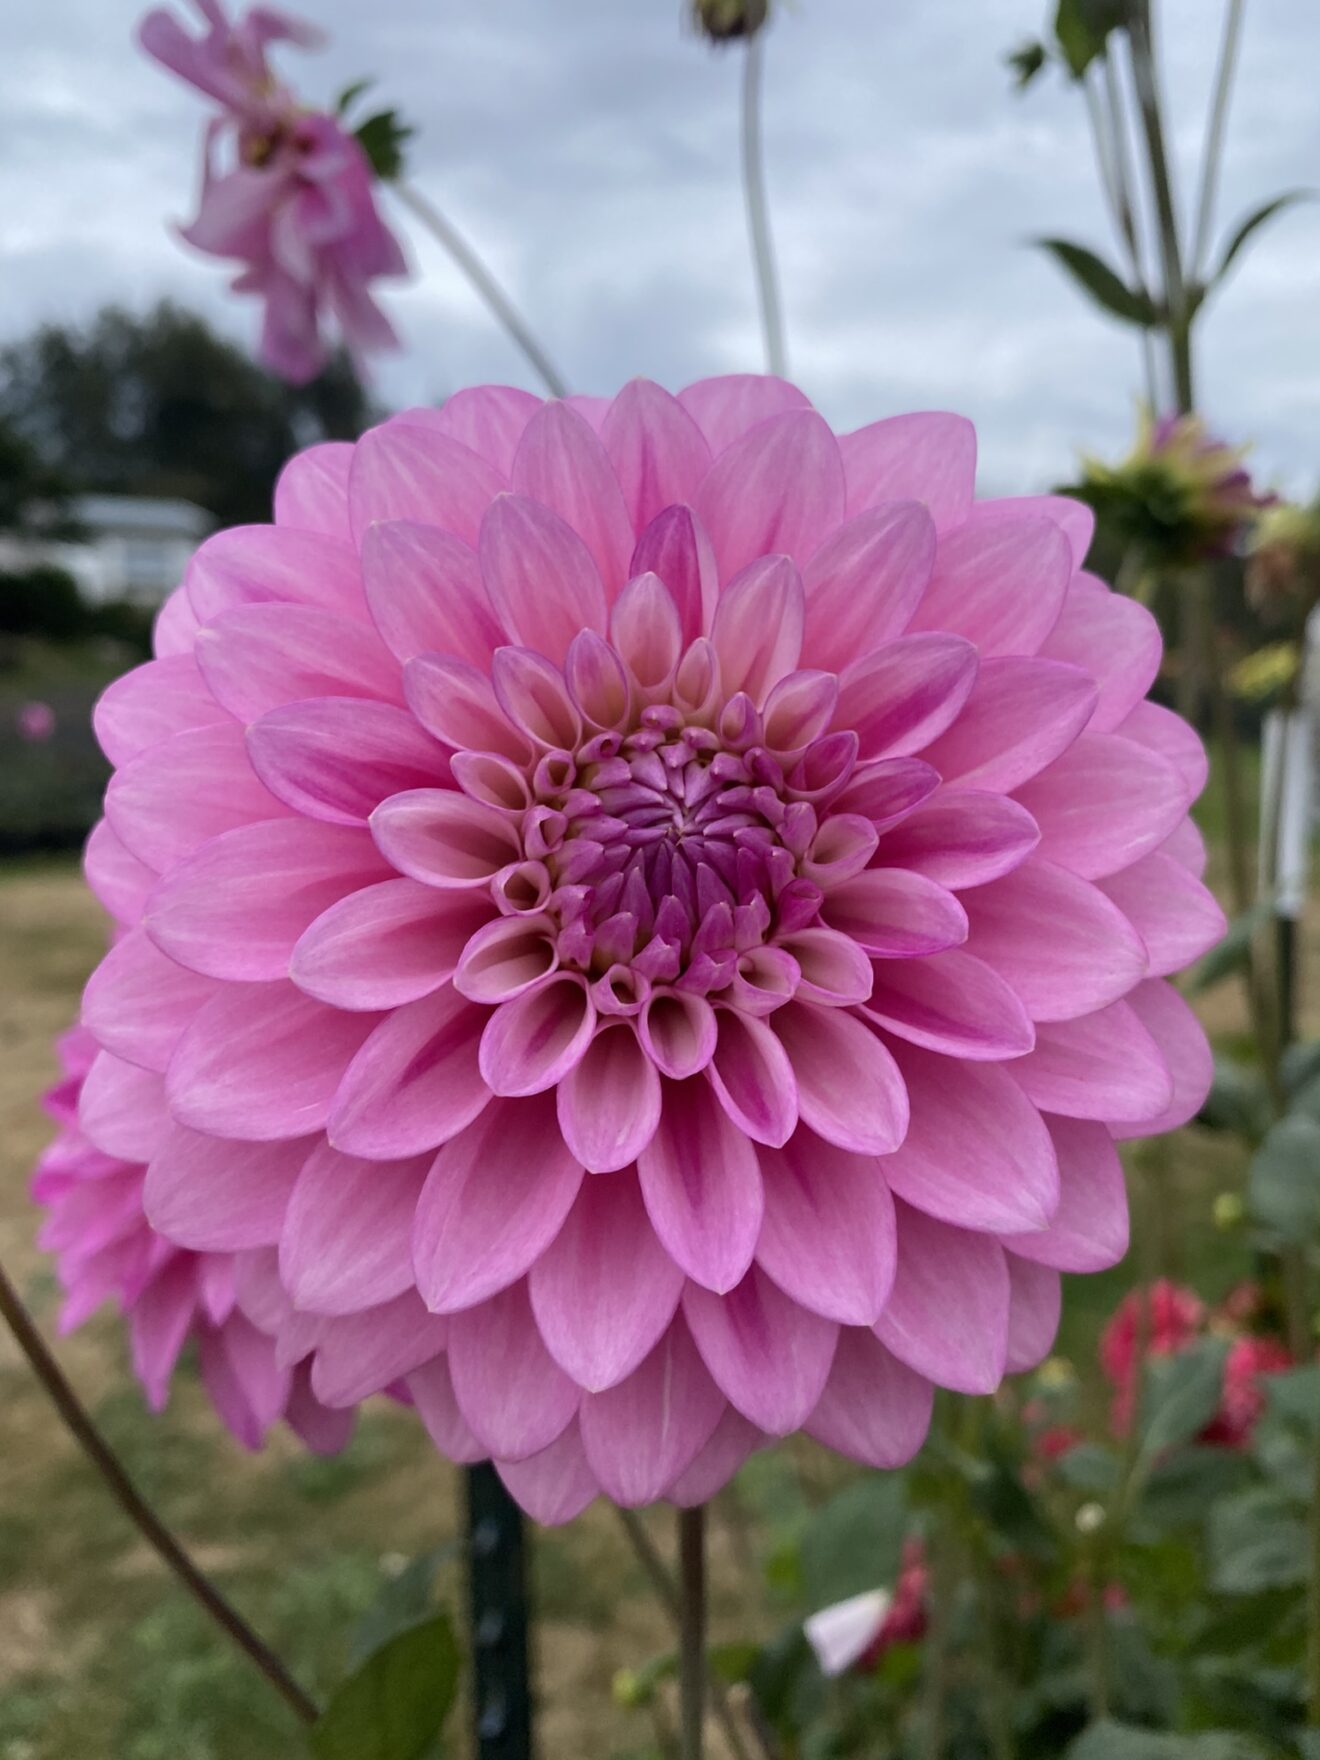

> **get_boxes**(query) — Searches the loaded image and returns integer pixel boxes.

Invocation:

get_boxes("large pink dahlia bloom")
[72,375,1222,1522]
[35,1023,353,1454]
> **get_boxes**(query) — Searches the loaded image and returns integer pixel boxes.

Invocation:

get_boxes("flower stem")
[1126,6,1193,412]
[1086,55,1157,407]
[678,1506,707,1760]
[740,33,788,378]
[1309,1424,1320,1725]
[390,181,570,398]
[1190,0,1248,280]
[0,1257,318,1726]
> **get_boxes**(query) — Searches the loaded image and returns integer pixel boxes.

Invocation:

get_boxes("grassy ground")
[0,771,1285,1756]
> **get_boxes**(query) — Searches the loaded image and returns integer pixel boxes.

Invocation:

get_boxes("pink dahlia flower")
[73,375,1221,1522]
[138,0,407,383]
[35,1023,353,1454]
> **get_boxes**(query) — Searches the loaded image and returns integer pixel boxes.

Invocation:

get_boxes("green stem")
[1126,7,1193,411]
[0,1257,318,1726]
[1309,1424,1320,1725]
[1084,1563,1112,1722]
[1190,0,1248,280]
[740,33,788,377]
[920,1514,954,1760]
[678,1507,707,1760]
[1091,52,1158,406]
[390,182,569,398]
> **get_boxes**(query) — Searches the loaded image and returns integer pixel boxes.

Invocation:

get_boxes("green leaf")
[1248,1113,1320,1244]
[1034,238,1157,326]
[1295,1732,1320,1760]
[1199,1054,1270,1140]
[1132,1445,1253,1537]
[349,1546,457,1670]
[1007,40,1048,88]
[311,1612,460,1760]
[354,110,415,182]
[1282,1039,1320,1097]
[798,1474,908,1611]
[1209,190,1317,289]
[1053,0,1124,78]
[1189,900,1271,993]
[1138,1339,1229,1461]
[1264,1365,1320,1438]
[336,78,374,118]
[1209,1488,1308,1595]
[1056,1442,1122,1495]
[1067,1721,1271,1758]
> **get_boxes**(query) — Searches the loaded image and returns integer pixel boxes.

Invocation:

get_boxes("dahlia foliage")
[70,375,1222,1521]
[138,0,406,383]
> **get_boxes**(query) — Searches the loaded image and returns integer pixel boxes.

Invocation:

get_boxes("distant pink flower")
[17,701,56,741]
[805,1538,928,1676]
[138,0,406,383]
[1202,1335,1292,1448]
[71,376,1219,1521]
[34,1023,352,1453]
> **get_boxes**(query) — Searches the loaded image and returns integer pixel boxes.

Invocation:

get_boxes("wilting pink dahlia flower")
[35,1023,353,1454]
[139,0,406,383]
[72,375,1221,1521]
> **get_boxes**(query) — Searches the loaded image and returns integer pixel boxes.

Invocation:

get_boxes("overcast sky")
[1,1,1316,494]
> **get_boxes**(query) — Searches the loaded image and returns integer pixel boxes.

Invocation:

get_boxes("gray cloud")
[1,0,1315,492]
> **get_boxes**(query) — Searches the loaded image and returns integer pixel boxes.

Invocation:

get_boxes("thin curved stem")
[1191,0,1247,280]
[1127,5,1193,411]
[0,1257,319,1727]
[390,181,569,398]
[678,1506,707,1760]
[740,34,788,378]
[1085,58,1157,407]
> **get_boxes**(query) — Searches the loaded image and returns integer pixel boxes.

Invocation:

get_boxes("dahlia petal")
[1004,1256,1062,1372]
[637,1076,764,1292]
[497,1422,600,1525]
[772,1002,909,1153]
[448,1282,580,1460]
[775,925,877,1004]
[490,646,584,748]
[200,1317,289,1447]
[284,1367,356,1456]
[819,869,968,958]
[913,516,1072,659]
[874,1203,1010,1394]
[762,670,840,756]
[361,520,501,667]
[629,504,719,644]
[280,1144,429,1315]
[309,1292,450,1406]
[480,493,609,663]
[168,982,380,1140]
[610,571,683,693]
[403,654,529,760]
[248,698,448,826]
[529,1171,684,1391]
[878,789,1041,890]
[512,401,635,590]
[667,1409,764,1507]
[1112,979,1213,1139]
[272,440,354,540]
[425,384,542,473]
[556,1023,662,1172]
[801,503,936,672]
[578,1318,724,1505]
[756,1132,897,1325]
[684,1266,837,1435]
[479,973,596,1096]
[1010,999,1174,1124]
[187,526,367,623]
[864,950,1035,1060]
[962,857,1148,1021]
[639,991,718,1080]
[602,379,713,531]
[453,914,558,1004]
[370,787,523,889]
[705,1011,798,1146]
[1038,574,1162,732]
[129,1259,197,1410]
[838,412,976,530]
[145,818,391,984]
[413,1095,583,1312]
[347,420,505,547]
[1115,699,1209,801]
[144,1126,308,1251]
[1098,850,1226,976]
[407,1355,486,1463]
[80,1052,169,1163]
[563,394,611,432]
[695,409,846,581]
[94,655,231,766]
[806,1328,936,1473]
[831,758,940,831]
[293,879,489,1009]
[676,373,811,452]
[84,820,157,925]
[195,603,401,720]
[963,493,1095,570]
[153,586,201,658]
[880,1042,1058,1233]
[107,723,292,871]
[81,930,220,1072]
[710,554,805,704]
[836,632,979,760]
[1002,1116,1128,1272]
[1014,734,1189,881]
[922,658,1097,793]
[327,984,490,1158]
[1160,814,1209,877]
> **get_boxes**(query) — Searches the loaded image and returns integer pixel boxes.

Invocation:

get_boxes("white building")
[0,494,212,607]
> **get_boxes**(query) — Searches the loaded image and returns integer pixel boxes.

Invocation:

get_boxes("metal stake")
[466,1463,533,1759]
